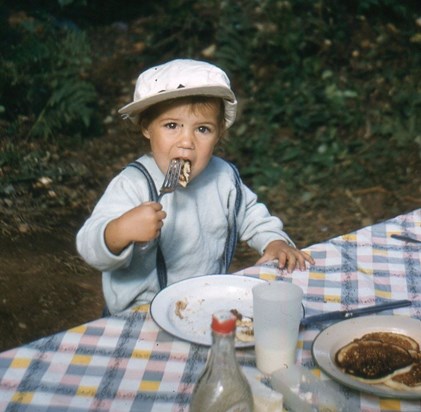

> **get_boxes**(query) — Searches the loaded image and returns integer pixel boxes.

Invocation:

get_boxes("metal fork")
[157,159,182,202]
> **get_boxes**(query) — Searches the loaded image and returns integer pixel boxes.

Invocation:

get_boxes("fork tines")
[159,159,182,197]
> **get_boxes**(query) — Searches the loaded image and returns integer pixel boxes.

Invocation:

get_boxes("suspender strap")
[127,161,167,290]
[127,161,158,200]
[224,161,242,271]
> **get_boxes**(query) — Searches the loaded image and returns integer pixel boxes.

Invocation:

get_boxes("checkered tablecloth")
[0,209,420,411]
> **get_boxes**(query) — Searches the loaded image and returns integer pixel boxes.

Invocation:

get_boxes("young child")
[76,59,314,314]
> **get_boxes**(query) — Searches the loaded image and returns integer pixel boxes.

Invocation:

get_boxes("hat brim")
[118,85,237,128]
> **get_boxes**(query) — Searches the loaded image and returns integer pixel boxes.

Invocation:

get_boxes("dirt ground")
[0,23,420,353]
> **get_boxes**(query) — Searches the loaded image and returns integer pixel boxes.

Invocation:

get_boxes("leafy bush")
[210,0,420,192]
[1,0,419,196]
[0,11,99,140]
[137,0,419,194]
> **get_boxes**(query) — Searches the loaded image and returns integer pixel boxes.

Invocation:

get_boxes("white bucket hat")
[118,59,237,128]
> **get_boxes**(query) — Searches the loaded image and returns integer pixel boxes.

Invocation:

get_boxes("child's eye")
[198,125,211,133]
[164,122,177,129]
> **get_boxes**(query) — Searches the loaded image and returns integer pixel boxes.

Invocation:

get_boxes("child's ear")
[142,129,151,140]
[140,121,151,140]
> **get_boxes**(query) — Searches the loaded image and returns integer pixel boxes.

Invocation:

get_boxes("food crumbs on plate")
[175,299,188,319]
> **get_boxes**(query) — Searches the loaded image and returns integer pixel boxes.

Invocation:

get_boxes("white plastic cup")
[253,281,303,374]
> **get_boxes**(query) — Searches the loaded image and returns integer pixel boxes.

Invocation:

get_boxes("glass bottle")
[190,310,254,412]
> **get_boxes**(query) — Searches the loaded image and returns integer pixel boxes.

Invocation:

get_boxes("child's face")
[142,100,222,181]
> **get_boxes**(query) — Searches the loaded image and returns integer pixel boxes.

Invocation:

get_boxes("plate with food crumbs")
[312,315,421,399]
[150,274,266,347]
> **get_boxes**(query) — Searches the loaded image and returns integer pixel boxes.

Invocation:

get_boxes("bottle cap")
[211,310,237,334]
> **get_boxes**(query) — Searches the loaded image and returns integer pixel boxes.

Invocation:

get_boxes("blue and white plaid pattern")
[0,209,420,411]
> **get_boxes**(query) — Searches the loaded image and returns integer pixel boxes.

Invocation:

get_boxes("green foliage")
[0,12,98,140]
[355,0,414,20]
[1,0,419,195]
[135,0,419,194]
[204,0,420,192]
[143,0,220,59]
[57,0,87,6]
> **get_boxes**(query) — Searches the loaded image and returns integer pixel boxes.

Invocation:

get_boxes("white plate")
[150,274,266,347]
[312,315,421,399]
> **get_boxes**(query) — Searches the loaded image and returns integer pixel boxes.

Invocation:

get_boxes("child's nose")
[178,127,195,148]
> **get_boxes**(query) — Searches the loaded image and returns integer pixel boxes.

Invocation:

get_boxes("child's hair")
[139,95,226,136]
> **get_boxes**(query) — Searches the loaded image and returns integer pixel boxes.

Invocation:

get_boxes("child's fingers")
[301,251,315,265]
[286,254,297,273]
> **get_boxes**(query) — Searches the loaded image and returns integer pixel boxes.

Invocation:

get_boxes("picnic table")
[0,209,420,411]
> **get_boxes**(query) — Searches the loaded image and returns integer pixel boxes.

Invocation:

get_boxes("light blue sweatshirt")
[76,154,292,314]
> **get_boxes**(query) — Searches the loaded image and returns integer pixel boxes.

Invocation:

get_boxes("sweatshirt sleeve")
[76,169,151,271]
[236,182,295,255]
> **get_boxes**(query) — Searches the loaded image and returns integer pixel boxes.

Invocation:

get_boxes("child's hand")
[255,239,315,273]
[105,202,166,255]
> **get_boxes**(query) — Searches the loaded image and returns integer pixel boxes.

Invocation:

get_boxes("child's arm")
[104,201,166,255]
[255,239,315,272]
